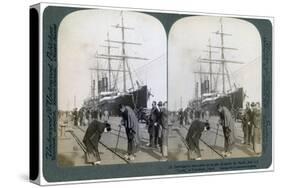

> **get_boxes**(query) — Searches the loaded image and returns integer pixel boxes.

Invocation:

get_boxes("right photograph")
[168,16,262,160]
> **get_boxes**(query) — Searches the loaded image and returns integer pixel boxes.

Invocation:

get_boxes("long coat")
[148,106,159,134]
[73,110,78,126]
[82,120,106,162]
[241,107,251,143]
[250,108,262,153]
[220,106,236,144]
[186,120,206,149]
[150,107,159,124]
[250,108,261,129]
[159,107,169,146]
[121,106,140,145]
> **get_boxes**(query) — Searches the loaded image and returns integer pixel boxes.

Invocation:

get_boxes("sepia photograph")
[27,1,274,185]
[57,9,168,166]
[57,10,262,167]
[168,16,262,160]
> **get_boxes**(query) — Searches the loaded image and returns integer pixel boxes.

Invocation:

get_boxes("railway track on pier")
[176,125,225,159]
[69,126,131,164]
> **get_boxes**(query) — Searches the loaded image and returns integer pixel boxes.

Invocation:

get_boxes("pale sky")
[58,9,167,110]
[168,16,262,111]
[58,12,262,112]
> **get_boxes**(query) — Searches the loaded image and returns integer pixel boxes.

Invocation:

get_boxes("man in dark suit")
[72,108,78,126]
[158,101,169,161]
[178,108,184,126]
[147,101,160,148]
[78,107,84,126]
[249,102,262,154]
[83,120,111,165]
[242,102,251,145]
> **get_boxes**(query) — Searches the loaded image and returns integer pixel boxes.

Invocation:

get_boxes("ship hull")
[98,86,148,116]
[201,87,244,116]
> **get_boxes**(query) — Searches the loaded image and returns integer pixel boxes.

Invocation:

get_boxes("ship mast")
[208,39,213,92]
[109,12,148,92]
[201,38,219,93]
[90,11,148,95]
[90,50,125,96]
[96,51,100,95]
[90,70,95,98]
[220,19,225,93]
[211,18,240,94]
[120,13,136,92]
[217,20,235,92]
[199,62,203,97]
[99,32,119,91]
[196,18,243,94]
[196,39,219,95]
[120,12,127,92]
[98,12,147,93]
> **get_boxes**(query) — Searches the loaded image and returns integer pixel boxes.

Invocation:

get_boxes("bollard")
[60,123,66,137]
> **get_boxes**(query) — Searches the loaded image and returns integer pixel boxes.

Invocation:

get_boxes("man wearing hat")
[119,104,140,160]
[186,110,210,160]
[178,108,184,127]
[83,119,111,165]
[72,108,78,126]
[158,101,169,161]
[249,102,262,154]
[217,104,236,157]
[242,102,251,145]
[147,101,160,148]
[78,107,84,126]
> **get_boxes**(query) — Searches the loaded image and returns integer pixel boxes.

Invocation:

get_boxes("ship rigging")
[193,18,244,115]
[88,11,149,115]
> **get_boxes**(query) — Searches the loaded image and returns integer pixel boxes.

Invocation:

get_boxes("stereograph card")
[29,2,273,185]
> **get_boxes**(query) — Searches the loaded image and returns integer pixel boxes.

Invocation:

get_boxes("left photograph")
[57,9,167,166]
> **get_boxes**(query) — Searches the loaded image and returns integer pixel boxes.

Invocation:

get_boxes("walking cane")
[187,143,191,160]
[214,124,220,146]
[113,125,122,159]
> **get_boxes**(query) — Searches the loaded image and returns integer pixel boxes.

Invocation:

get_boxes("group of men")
[118,101,169,161]
[184,104,237,159]
[72,107,109,127]
[81,100,168,164]
[178,108,209,126]
[186,102,262,160]
[72,108,92,127]
[145,101,169,161]
[76,100,261,165]
[241,102,262,154]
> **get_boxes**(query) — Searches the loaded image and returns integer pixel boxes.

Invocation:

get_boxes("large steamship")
[192,18,244,115]
[88,12,149,115]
